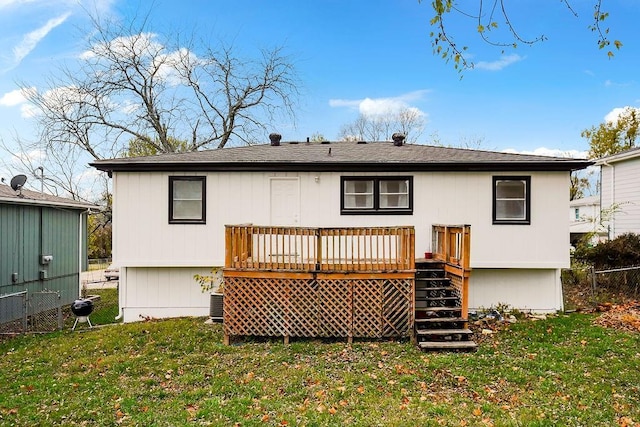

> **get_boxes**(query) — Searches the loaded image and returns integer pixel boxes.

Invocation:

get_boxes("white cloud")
[12,12,71,65]
[81,33,196,87]
[0,0,36,8]
[329,90,429,117]
[81,32,162,60]
[11,148,46,165]
[474,54,523,71]
[20,103,39,118]
[604,106,640,124]
[0,87,34,106]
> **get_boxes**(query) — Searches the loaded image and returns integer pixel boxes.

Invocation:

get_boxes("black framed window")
[341,176,413,215]
[169,176,206,224]
[492,176,530,225]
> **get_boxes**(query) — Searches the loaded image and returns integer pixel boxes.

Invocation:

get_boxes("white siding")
[602,159,640,238]
[469,268,563,313]
[113,169,571,320]
[569,196,600,222]
[114,170,570,269]
[120,266,212,322]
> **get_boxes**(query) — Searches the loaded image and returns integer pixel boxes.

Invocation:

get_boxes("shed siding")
[1,204,40,294]
[0,204,82,304]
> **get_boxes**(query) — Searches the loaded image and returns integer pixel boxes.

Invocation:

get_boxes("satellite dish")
[10,174,27,194]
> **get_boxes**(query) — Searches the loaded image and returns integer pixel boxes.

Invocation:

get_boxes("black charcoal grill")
[71,299,94,330]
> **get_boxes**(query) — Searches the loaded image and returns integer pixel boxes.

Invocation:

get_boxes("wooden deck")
[223,226,415,344]
[222,224,471,345]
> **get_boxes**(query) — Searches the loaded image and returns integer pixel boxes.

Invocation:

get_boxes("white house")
[92,138,591,322]
[595,147,640,239]
[569,196,607,245]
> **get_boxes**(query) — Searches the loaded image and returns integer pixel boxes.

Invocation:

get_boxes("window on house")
[169,176,206,224]
[574,208,580,220]
[341,177,412,214]
[493,176,530,225]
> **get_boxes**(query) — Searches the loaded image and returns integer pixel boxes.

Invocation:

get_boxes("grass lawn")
[0,314,638,426]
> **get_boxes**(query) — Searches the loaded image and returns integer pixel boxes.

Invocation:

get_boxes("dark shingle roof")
[91,141,592,173]
[0,184,96,210]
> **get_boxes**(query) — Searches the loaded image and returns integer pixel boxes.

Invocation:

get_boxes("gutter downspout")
[79,209,92,297]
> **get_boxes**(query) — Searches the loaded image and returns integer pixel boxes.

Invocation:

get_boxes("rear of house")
[92,139,591,323]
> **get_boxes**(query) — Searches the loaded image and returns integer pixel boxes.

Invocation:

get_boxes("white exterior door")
[270,177,300,225]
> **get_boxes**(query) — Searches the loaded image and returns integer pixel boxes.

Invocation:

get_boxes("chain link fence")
[1,287,120,337]
[562,265,640,310]
[0,291,63,336]
[0,291,28,335]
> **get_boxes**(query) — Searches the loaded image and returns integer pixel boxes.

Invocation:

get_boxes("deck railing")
[225,225,415,272]
[432,224,471,318]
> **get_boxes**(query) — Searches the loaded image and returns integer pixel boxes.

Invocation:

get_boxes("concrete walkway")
[81,269,118,290]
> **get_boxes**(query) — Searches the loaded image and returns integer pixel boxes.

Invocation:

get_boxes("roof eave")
[0,196,97,210]
[91,160,593,174]
[594,149,640,165]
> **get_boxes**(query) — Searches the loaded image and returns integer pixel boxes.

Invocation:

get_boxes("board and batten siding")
[0,203,83,304]
[119,267,213,321]
[114,170,570,268]
[113,169,570,321]
[469,269,563,313]
[600,160,640,238]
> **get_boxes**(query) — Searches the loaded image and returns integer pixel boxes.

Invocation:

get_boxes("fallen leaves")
[594,301,640,333]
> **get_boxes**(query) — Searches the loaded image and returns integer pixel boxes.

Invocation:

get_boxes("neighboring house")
[0,181,94,306]
[91,138,591,322]
[569,196,607,246]
[595,147,640,239]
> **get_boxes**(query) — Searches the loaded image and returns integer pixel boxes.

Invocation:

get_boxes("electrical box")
[11,272,18,283]
[40,255,53,265]
[39,270,47,280]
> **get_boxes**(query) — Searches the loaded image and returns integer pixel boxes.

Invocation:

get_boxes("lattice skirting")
[224,271,414,339]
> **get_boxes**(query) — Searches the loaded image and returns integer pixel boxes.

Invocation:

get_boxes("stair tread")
[416,328,473,335]
[418,341,478,350]
[416,306,462,312]
[416,283,450,287]
[415,317,467,323]
[415,296,459,300]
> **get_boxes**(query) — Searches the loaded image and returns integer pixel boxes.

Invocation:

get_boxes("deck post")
[224,226,232,268]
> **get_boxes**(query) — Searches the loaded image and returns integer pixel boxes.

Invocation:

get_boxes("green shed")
[0,182,94,305]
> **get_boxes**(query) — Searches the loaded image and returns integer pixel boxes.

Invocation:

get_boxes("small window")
[493,176,530,225]
[574,208,580,220]
[341,176,412,215]
[169,176,206,224]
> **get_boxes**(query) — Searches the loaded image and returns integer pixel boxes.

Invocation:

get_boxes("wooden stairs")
[414,260,477,351]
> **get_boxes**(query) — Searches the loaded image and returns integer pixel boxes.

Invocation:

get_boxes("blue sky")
[1,0,640,186]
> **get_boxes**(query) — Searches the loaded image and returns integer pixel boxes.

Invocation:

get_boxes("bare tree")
[1,134,106,201]
[339,108,425,143]
[4,11,298,202]
[19,13,299,161]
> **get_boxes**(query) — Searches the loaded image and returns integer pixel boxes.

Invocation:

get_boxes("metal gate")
[0,290,63,335]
